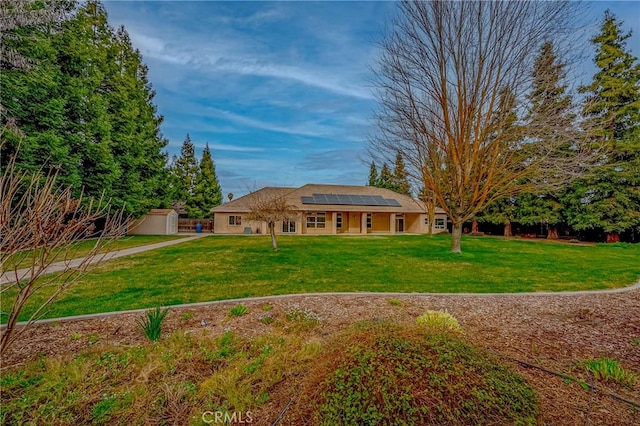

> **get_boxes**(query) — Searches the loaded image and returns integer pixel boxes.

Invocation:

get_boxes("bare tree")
[371,1,595,252]
[245,189,299,250]
[0,140,126,356]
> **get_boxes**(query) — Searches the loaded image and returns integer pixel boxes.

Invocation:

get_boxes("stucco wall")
[129,211,178,235]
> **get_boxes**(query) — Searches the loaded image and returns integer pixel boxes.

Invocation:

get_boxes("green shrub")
[229,304,249,316]
[387,298,404,306]
[137,306,169,341]
[416,310,463,334]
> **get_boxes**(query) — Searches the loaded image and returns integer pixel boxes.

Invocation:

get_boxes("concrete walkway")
[0,234,208,285]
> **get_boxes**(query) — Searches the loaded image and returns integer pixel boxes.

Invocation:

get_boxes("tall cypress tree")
[565,11,640,242]
[190,143,222,218]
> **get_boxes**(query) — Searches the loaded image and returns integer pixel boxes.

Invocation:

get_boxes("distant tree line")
[168,134,222,218]
[368,152,411,197]
[1,0,223,219]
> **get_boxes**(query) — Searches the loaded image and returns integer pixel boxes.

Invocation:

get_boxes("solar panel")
[300,193,403,207]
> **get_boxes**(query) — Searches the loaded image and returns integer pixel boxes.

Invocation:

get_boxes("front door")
[395,216,405,233]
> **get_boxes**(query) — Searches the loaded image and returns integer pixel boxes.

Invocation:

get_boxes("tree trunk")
[547,226,559,240]
[504,222,512,237]
[606,232,620,243]
[471,220,479,233]
[451,222,463,253]
[269,222,278,250]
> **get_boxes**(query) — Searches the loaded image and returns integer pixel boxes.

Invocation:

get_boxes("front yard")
[3,234,639,322]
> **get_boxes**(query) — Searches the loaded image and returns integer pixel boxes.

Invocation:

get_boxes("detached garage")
[129,209,178,235]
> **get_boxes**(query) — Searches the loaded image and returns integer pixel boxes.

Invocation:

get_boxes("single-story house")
[211,184,448,235]
[128,209,179,235]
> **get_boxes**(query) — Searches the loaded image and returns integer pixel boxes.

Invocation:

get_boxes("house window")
[366,213,372,229]
[282,220,296,233]
[228,215,242,226]
[336,213,342,229]
[424,217,429,225]
[435,218,445,229]
[306,212,326,229]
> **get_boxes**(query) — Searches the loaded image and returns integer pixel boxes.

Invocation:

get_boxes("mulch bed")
[3,288,639,425]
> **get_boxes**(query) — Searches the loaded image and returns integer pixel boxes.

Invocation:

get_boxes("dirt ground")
[3,287,639,425]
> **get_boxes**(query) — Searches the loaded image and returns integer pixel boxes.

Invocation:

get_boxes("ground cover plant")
[0,310,323,425]
[2,234,639,322]
[286,321,538,425]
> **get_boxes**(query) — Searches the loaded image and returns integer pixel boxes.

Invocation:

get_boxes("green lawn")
[2,235,186,271]
[3,234,639,321]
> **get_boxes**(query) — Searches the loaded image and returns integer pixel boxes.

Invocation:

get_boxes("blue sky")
[102,1,639,198]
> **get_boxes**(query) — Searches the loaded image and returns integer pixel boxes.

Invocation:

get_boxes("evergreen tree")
[2,0,170,217]
[368,162,378,186]
[516,41,576,238]
[377,163,393,190]
[392,152,411,196]
[190,143,222,217]
[106,26,169,216]
[169,134,199,214]
[476,197,516,236]
[565,11,640,241]
[1,8,71,184]
[56,0,118,200]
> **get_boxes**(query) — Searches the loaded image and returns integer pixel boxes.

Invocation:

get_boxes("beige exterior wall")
[369,213,390,233]
[129,211,178,235]
[214,213,249,234]
[213,211,449,235]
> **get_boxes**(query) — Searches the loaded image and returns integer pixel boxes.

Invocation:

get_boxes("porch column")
[361,212,368,234]
[331,212,338,234]
[389,213,396,234]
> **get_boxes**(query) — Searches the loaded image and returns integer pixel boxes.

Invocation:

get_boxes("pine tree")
[368,162,378,186]
[190,143,222,218]
[392,152,411,196]
[377,163,393,190]
[169,134,199,215]
[565,11,640,242]
[516,41,576,239]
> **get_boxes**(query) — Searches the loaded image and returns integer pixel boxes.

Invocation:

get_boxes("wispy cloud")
[203,107,336,138]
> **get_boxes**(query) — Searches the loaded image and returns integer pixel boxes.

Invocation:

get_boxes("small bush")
[416,310,463,334]
[138,307,169,341]
[180,311,194,321]
[229,304,249,317]
[260,304,273,311]
[387,298,404,307]
[580,357,637,388]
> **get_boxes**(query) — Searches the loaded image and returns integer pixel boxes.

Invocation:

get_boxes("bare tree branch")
[0,137,127,356]
[245,188,299,250]
[370,0,598,252]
